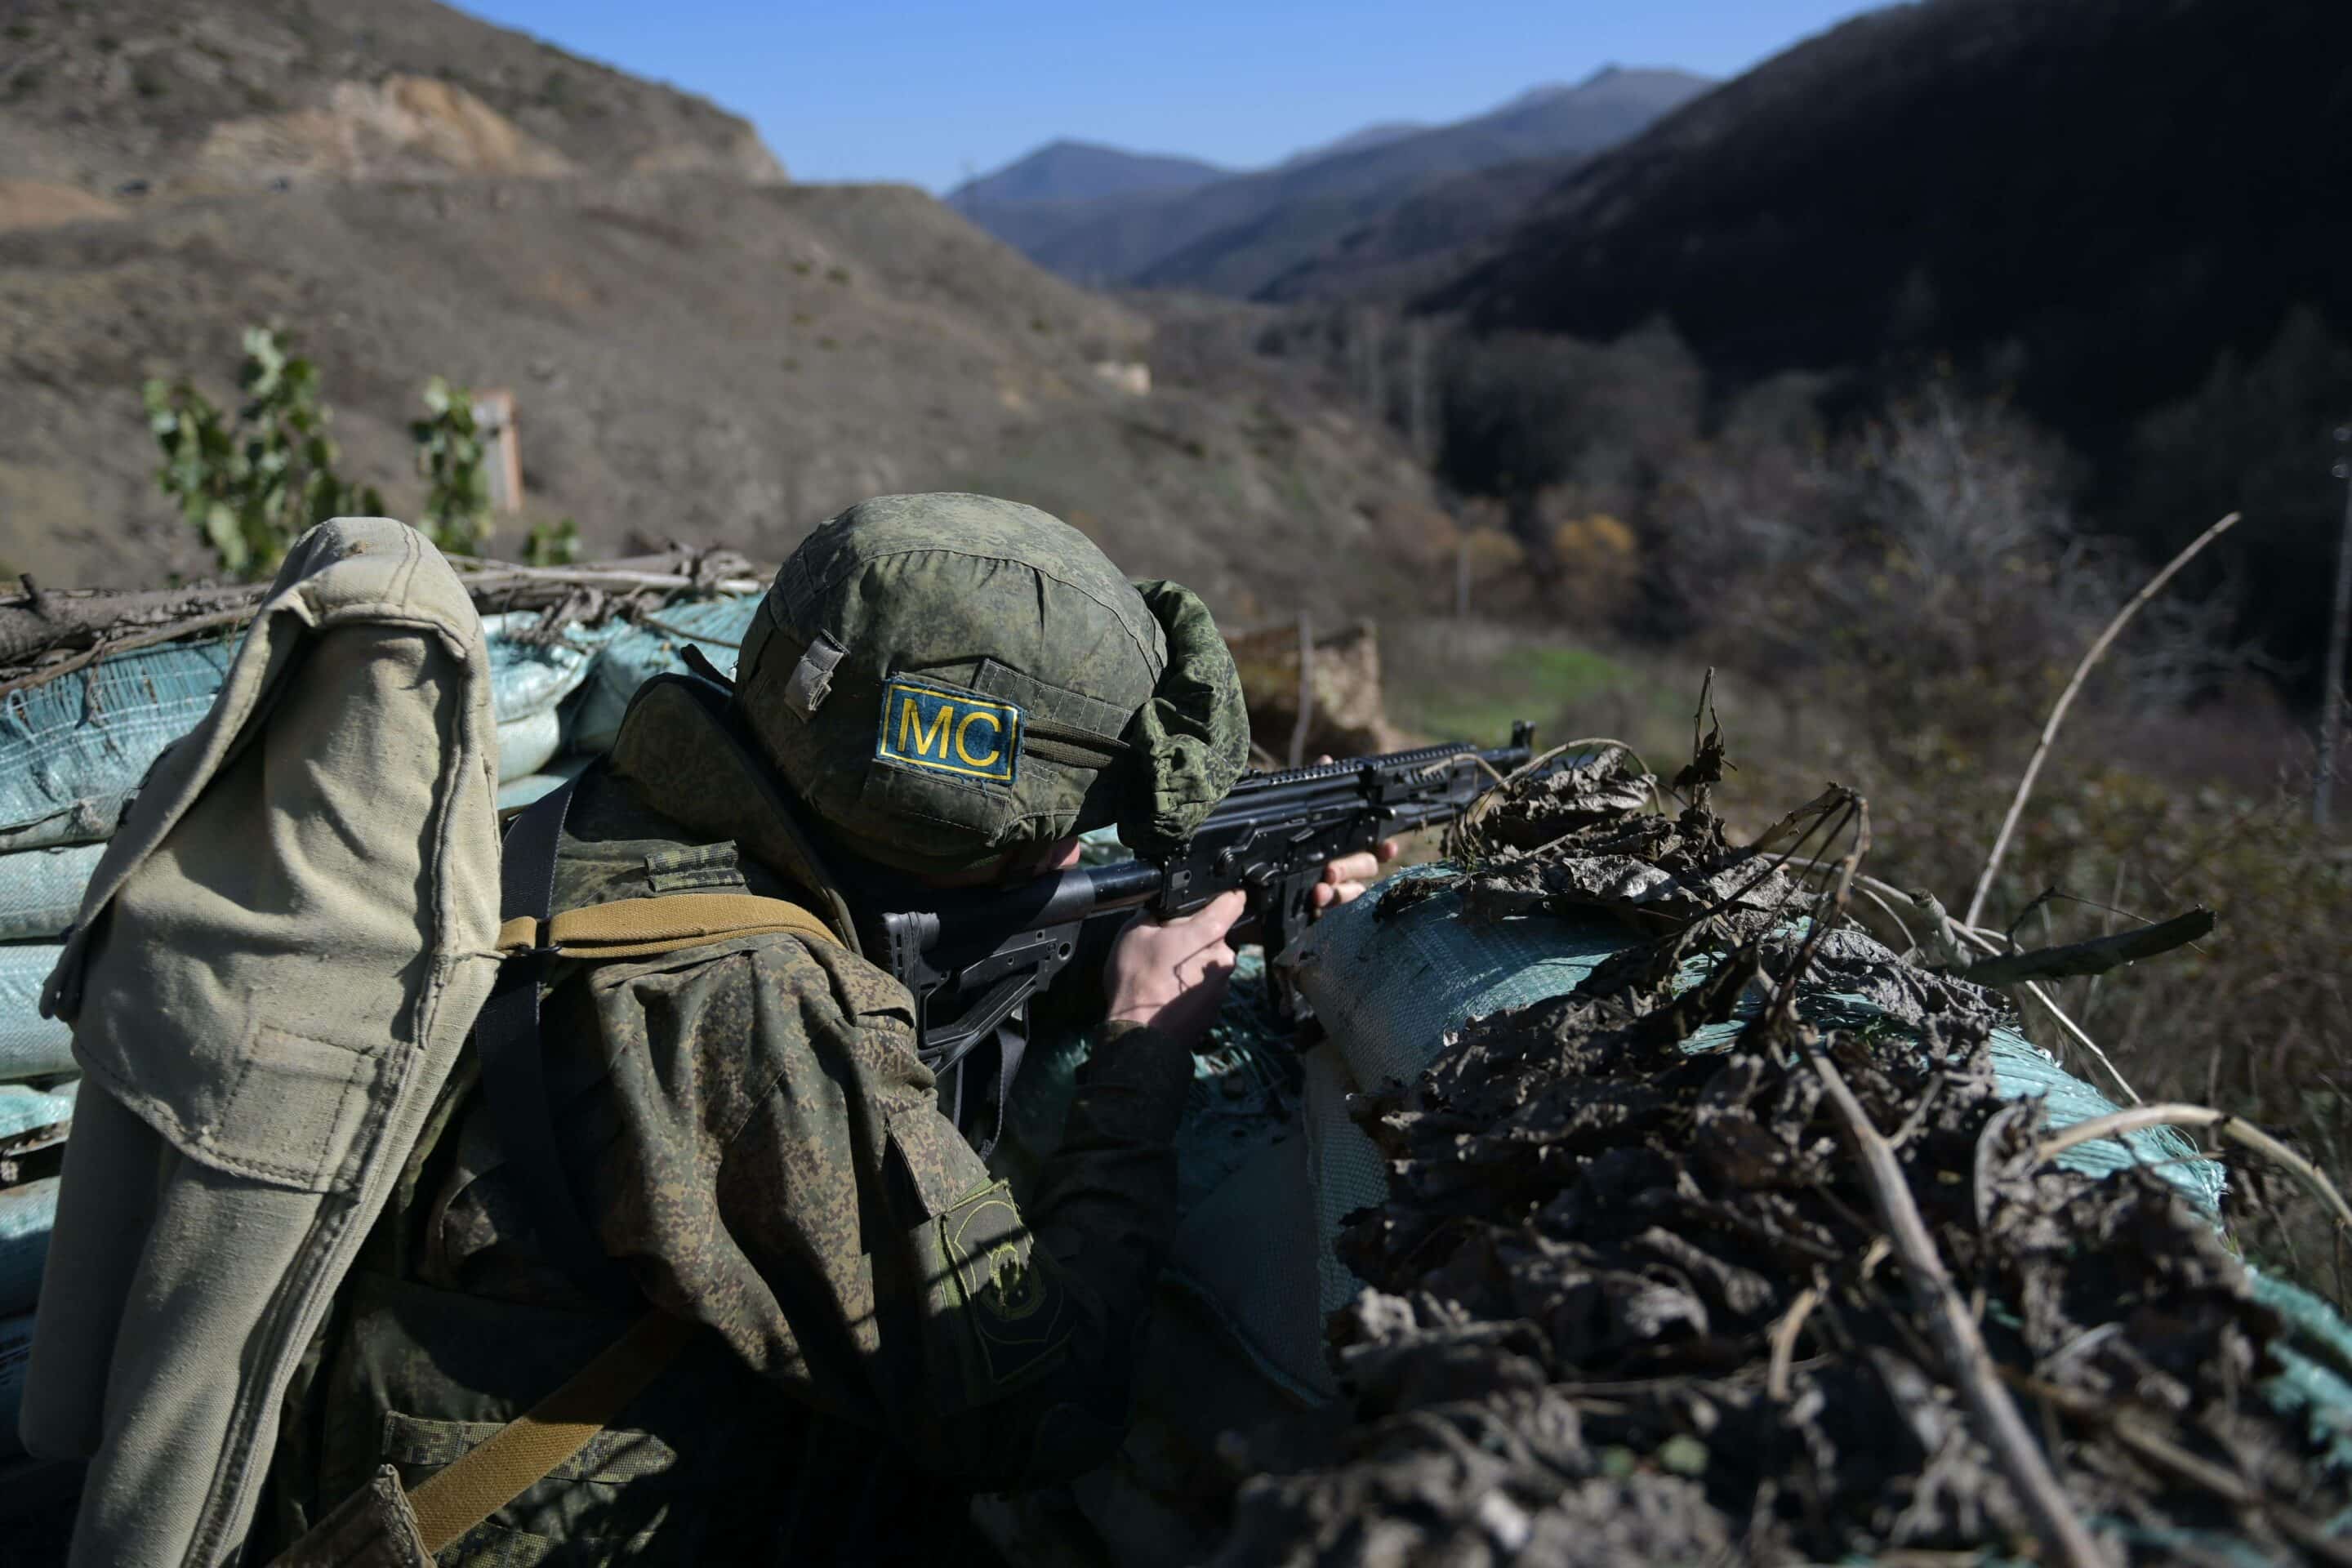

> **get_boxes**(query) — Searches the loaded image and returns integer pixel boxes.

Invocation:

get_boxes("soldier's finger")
[1311,880,1367,909]
[1322,852,1382,884]
[1169,888,1250,937]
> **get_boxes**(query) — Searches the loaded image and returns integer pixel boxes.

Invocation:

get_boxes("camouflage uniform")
[261,497,1249,1564]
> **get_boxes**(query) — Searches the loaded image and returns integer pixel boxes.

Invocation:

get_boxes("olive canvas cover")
[20,519,503,1568]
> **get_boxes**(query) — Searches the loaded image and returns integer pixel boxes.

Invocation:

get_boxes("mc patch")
[875,677,1022,785]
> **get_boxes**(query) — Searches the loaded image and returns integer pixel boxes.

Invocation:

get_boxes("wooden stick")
[2,558,768,689]
[1960,906,2215,987]
[1965,512,2243,929]
[0,609,251,701]
[1807,1044,2110,1568]
[1766,1285,1821,1401]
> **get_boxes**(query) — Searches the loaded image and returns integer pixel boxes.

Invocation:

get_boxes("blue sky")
[456,0,1885,192]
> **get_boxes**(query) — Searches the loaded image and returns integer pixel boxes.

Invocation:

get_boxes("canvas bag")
[20,519,506,1568]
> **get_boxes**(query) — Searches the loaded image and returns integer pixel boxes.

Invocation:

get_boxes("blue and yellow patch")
[875,678,1023,785]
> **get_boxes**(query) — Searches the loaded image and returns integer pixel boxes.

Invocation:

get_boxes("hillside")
[953,67,1711,296]
[1423,0,2352,682]
[0,0,1455,620]
[0,176,1451,616]
[0,0,784,201]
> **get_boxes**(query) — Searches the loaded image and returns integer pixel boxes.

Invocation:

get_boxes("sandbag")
[0,845,107,942]
[481,611,597,783]
[0,1178,56,1317]
[495,754,595,814]
[0,1081,76,1145]
[569,596,757,753]
[0,639,235,853]
[0,946,76,1082]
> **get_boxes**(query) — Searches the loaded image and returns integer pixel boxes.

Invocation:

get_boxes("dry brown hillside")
[0,0,1454,618]
[0,0,783,199]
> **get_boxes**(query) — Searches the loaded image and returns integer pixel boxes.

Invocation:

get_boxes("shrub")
[145,327,385,581]
[411,377,493,556]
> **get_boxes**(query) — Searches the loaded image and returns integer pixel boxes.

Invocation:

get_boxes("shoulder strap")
[475,778,634,1303]
[476,782,844,1305]
[403,1310,694,1553]
[495,890,840,961]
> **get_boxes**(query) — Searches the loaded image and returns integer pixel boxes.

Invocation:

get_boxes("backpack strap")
[476,777,635,1303]
[476,780,844,1305]
[495,890,841,960]
[403,1309,696,1553]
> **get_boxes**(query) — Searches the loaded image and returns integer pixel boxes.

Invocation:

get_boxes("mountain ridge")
[951,66,1712,296]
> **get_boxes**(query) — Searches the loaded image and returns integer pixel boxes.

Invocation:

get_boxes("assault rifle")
[858,724,1539,1084]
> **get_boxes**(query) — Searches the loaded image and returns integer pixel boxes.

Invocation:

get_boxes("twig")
[632,612,745,650]
[2035,1104,2352,1236]
[0,608,250,701]
[1960,907,2216,987]
[1766,1285,1822,1401]
[1853,882,1922,955]
[1966,511,2243,929]
[1807,1043,2110,1568]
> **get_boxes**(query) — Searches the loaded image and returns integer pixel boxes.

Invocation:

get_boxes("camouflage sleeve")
[882,1018,1194,1487]
[581,932,1189,1490]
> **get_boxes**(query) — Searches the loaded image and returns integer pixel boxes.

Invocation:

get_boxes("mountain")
[942,140,1233,270]
[947,139,1230,207]
[954,66,1712,296]
[1423,0,2352,680]
[1255,154,1580,305]
[1272,121,1429,171]
[0,0,1457,620]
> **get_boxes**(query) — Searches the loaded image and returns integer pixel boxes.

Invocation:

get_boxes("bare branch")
[1961,907,2215,988]
[1966,511,2243,929]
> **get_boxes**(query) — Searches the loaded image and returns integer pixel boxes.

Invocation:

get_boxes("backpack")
[19,520,833,1567]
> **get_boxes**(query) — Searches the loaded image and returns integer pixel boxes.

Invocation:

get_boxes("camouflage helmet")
[736,493,1249,876]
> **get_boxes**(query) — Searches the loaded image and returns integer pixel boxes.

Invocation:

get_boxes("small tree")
[412,377,494,557]
[145,327,384,580]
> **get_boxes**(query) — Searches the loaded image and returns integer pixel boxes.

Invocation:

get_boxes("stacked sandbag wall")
[0,591,760,1450]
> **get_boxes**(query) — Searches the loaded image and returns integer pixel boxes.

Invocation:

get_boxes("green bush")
[411,377,493,557]
[147,331,512,575]
[145,327,385,581]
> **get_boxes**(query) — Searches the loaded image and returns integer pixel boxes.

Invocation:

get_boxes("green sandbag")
[0,639,234,853]
[0,947,75,1082]
[0,845,105,942]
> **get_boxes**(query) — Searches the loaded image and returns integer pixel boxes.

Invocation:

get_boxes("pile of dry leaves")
[1214,754,2351,1567]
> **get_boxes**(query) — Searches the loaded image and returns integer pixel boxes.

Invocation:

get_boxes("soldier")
[256,493,1392,1563]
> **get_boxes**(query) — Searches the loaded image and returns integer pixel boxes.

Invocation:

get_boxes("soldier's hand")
[1106,889,1247,1051]
[1311,839,1401,914]
[1304,756,1401,916]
